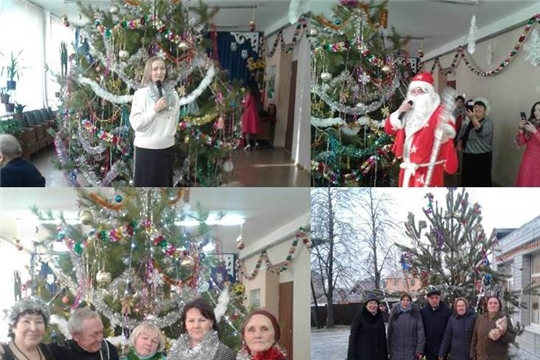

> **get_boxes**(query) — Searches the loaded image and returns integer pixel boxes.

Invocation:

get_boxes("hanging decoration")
[467,15,478,54]
[266,16,308,57]
[236,228,310,280]
[524,28,540,66]
[426,13,540,76]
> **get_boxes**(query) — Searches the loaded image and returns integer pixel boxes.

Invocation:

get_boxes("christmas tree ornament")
[309,28,318,37]
[320,72,332,81]
[114,194,123,203]
[223,160,234,172]
[79,209,93,225]
[381,64,391,73]
[180,255,195,269]
[96,270,112,286]
[109,4,119,14]
[249,19,256,32]
[236,234,245,250]
[118,50,129,61]
[178,40,190,51]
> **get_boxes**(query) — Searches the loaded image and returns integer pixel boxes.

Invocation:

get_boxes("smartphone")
[520,112,527,120]
[466,101,474,112]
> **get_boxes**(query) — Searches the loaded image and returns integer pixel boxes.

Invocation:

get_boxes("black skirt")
[133,146,174,187]
[461,152,492,187]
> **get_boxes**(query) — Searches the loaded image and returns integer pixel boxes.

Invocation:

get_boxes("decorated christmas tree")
[309,0,416,186]
[396,188,533,315]
[54,0,243,187]
[30,188,246,351]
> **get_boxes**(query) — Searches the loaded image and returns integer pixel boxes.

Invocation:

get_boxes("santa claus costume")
[384,72,458,187]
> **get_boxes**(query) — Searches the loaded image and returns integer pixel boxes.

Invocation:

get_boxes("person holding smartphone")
[515,101,540,186]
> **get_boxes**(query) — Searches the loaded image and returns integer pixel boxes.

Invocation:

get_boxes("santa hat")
[409,72,435,94]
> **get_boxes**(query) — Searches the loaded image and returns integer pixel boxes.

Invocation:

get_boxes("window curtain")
[0,0,46,114]
[216,32,260,85]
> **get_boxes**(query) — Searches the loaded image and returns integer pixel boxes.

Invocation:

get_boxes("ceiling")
[0,187,310,255]
[310,0,539,59]
[26,0,292,33]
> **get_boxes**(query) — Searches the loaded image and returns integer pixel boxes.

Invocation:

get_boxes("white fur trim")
[472,96,491,117]
[409,80,434,94]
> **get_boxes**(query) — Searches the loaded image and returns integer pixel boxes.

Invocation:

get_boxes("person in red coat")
[384,72,458,187]
[241,81,261,150]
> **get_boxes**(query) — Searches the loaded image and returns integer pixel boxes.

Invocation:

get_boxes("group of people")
[347,288,516,360]
[385,71,540,187]
[0,297,287,360]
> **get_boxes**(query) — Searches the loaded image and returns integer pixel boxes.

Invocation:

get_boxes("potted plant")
[5,102,15,113]
[0,118,23,136]
[5,50,24,90]
[0,87,9,104]
[13,102,26,121]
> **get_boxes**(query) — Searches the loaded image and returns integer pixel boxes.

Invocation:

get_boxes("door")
[279,281,293,360]
[285,61,298,152]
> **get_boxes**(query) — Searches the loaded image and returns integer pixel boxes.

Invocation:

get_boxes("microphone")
[398,100,414,121]
[156,80,163,98]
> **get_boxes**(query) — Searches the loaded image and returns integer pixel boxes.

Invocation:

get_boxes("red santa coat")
[384,104,458,187]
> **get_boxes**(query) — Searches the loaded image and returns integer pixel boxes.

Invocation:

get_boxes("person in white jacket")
[130,56,180,186]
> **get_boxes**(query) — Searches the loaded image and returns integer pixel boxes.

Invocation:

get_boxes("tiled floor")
[31,146,310,187]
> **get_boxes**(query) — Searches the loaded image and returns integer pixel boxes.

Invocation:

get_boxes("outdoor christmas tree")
[309,0,416,186]
[395,188,531,314]
[29,188,246,351]
[54,0,243,187]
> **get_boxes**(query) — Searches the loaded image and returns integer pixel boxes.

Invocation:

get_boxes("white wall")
[425,24,540,186]
[264,24,310,169]
[240,212,311,360]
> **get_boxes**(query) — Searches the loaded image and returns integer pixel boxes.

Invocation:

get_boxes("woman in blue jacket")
[438,297,477,360]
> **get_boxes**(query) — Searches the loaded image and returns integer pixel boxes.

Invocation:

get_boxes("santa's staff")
[425,87,457,186]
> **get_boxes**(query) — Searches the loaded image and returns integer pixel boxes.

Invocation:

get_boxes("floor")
[31,146,310,187]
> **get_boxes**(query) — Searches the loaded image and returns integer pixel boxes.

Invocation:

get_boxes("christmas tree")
[30,188,246,351]
[396,188,533,315]
[309,0,415,186]
[54,0,243,187]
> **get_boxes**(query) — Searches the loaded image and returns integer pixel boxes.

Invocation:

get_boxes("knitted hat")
[365,293,380,305]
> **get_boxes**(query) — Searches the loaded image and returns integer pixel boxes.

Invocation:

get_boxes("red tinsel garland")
[247,347,287,360]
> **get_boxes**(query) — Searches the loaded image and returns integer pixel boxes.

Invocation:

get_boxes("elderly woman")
[470,296,516,360]
[2,297,55,360]
[438,297,477,360]
[168,298,234,360]
[347,293,388,360]
[237,309,287,360]
[387,293,425,360]
[457,97,494,186]
[122,323,166,360]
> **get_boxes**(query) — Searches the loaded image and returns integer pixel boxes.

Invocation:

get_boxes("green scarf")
[126,347,163,360]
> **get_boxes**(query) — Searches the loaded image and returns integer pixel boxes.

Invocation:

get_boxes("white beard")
[405,93,439,133]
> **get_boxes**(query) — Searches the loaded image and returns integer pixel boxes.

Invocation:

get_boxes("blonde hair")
[141,56,167,86]
[129,323,164,353]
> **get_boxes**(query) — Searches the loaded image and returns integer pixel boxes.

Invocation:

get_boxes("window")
[531,254,540,325]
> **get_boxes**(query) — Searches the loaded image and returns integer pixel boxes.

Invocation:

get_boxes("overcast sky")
[372,188,540,244]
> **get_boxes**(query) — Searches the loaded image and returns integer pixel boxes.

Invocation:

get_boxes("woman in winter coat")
[438,297,477,360]
[470,296,516,360]
[388,293,425,360]
[347,293,388,360]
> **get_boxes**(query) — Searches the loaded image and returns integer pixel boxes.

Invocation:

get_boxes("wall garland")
[425,13,540,76]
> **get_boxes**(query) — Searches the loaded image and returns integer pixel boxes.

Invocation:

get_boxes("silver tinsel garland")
[168,331,220,360]
[6,297,51,328]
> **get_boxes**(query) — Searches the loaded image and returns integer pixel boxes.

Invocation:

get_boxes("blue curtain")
[216,32,260,85]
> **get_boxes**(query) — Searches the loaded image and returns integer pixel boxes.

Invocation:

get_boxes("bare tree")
[311,188,363,328]
[352,188,401,291]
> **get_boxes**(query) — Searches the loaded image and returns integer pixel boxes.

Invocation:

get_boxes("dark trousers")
[425,355,444,360]
[461,151,492,187]
[133,146,174,187]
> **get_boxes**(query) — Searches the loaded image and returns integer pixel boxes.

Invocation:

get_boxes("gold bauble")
[381,64,391,73]
[96,270,112,286]
[109,4,119,14]
[79,209,93,225]
[180,255,195,269]
[178,40,190,51]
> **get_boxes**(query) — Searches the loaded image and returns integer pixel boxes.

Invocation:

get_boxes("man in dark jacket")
[49,308,119,360]
[0,134,45,187]
[420,287,452,360]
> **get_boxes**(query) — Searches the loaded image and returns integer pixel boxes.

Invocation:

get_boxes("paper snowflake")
[524,29,540,67]
[381,106,391,117]
[358,73,371,85]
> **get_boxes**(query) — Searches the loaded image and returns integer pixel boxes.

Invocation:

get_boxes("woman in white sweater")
[130,56,180,186]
